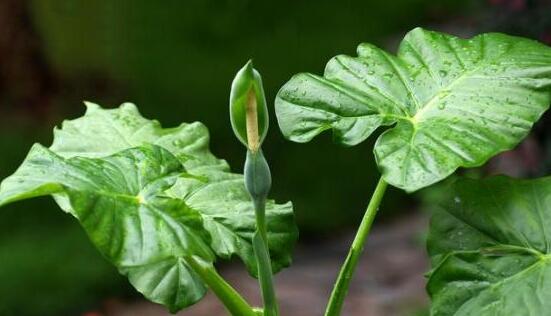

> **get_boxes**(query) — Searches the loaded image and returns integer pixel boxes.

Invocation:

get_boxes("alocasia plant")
[275,27,551,315]
[0,101,298,315]
[1,27,551,316]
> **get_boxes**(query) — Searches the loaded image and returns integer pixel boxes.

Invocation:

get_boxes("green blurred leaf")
[0,144,213,311]
[276,28,551,192]
[0,215,127,316]
[427,176,551,316]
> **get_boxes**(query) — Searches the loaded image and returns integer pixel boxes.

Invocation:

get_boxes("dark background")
[1,1,550,315]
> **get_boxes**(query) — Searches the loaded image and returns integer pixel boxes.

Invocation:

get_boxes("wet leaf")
[49,103,297,275]
[167,169,295,275]
[276,28,551,192]
[0,144,213,311]
[0,103,298,311]
[50,101,228,173]
[427,176,551,315]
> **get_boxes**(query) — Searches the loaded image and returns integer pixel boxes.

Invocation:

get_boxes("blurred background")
[1,0,551,315]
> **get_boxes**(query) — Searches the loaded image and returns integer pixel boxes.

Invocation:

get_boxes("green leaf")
[167,169,296,275]
[427,176,551,316]
[0,144,213,312]
[49,102,297,275]
[50,101,228,173]
[275,28,551,192]
[11,102,297,274]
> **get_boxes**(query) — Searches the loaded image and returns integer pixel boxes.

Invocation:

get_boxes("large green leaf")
[168,170,295,275]
[0,103,297,312]
[427,176,551,316]
[0,144,213,312]
[275,28,551,192]
[48,102,297,275]
[50,102,228,173]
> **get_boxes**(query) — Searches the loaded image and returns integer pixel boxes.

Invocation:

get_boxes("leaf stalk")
[324,177,388,316]
[186,256,258,316]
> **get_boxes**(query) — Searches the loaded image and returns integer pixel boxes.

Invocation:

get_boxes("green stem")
[244,150,279,316]
[255,198,268,242]
[324,176,388,316]
[253,198,279,316]
[186,256,258,316]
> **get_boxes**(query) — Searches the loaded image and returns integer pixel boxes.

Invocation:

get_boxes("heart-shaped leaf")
[0,144,213,311]
[275,28,551,192]
[48,102,297,275]
[427,176,551,316]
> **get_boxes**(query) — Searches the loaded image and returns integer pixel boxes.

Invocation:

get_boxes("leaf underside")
[0,103,298,311]
[427,176,551,316]
[275,27,551,192]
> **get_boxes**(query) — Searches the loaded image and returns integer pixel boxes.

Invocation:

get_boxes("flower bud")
[244,150,272,201]
[229,60,269,152]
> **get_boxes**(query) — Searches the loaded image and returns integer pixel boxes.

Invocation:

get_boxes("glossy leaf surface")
[50,102,228,172]
[0,103,297,311]
[49,102,297,274]
[427,176,551,316]
[0,144,213,311]
[276,28,551,192]
[167,169,294,275]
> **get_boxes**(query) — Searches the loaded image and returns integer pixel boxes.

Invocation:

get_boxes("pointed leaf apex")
[245,59,254,70]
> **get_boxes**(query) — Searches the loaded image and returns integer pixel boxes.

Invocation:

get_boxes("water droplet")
[172,140,184,147]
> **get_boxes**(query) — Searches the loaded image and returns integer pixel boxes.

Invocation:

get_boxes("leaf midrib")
[409,40,516,124]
